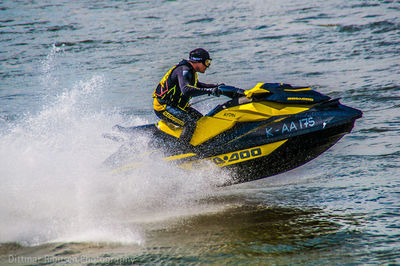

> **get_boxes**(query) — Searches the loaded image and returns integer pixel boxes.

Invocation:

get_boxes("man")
[152,48,222,144]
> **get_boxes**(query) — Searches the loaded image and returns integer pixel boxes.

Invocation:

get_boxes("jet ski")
[105,83,362,185]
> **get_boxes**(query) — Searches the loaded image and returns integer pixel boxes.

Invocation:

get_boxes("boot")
[179,123,196,145]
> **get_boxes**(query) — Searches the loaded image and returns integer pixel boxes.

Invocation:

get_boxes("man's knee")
[161,110,185,126]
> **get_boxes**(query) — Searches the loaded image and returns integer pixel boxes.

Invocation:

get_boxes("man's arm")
[174,65,194,95]
[196,80,219,89]
[175,66,218,97]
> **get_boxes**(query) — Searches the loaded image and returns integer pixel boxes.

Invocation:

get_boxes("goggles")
[203,59,212,68]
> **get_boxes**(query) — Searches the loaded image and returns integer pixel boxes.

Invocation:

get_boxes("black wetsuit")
[153,60,218,143]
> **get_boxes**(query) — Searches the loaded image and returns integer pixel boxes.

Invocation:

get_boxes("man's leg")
[179,106,202,143]
[154,106,201,144]
[186,106,203,120]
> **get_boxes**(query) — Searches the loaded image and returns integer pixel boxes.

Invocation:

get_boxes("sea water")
[0,0,399,264]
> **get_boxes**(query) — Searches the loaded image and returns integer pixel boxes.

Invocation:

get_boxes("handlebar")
[218,85,245,99]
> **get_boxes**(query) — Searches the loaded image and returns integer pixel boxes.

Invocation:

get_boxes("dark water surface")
[1,0,399,264]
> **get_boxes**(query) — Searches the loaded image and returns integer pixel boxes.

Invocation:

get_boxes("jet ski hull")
[225,120,356,184]
[106,84,362,185]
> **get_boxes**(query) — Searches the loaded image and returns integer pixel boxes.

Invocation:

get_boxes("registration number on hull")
[266,117,316,137]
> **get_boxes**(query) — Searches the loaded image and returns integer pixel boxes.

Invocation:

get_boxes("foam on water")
[0,47,230,246]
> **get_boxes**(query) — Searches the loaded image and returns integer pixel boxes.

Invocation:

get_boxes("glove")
[211,86,221,97]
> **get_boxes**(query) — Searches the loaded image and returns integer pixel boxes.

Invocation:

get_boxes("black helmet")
[189,48,212,67]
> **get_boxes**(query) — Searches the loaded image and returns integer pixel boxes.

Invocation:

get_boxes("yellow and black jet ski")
[105,83,362,185]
